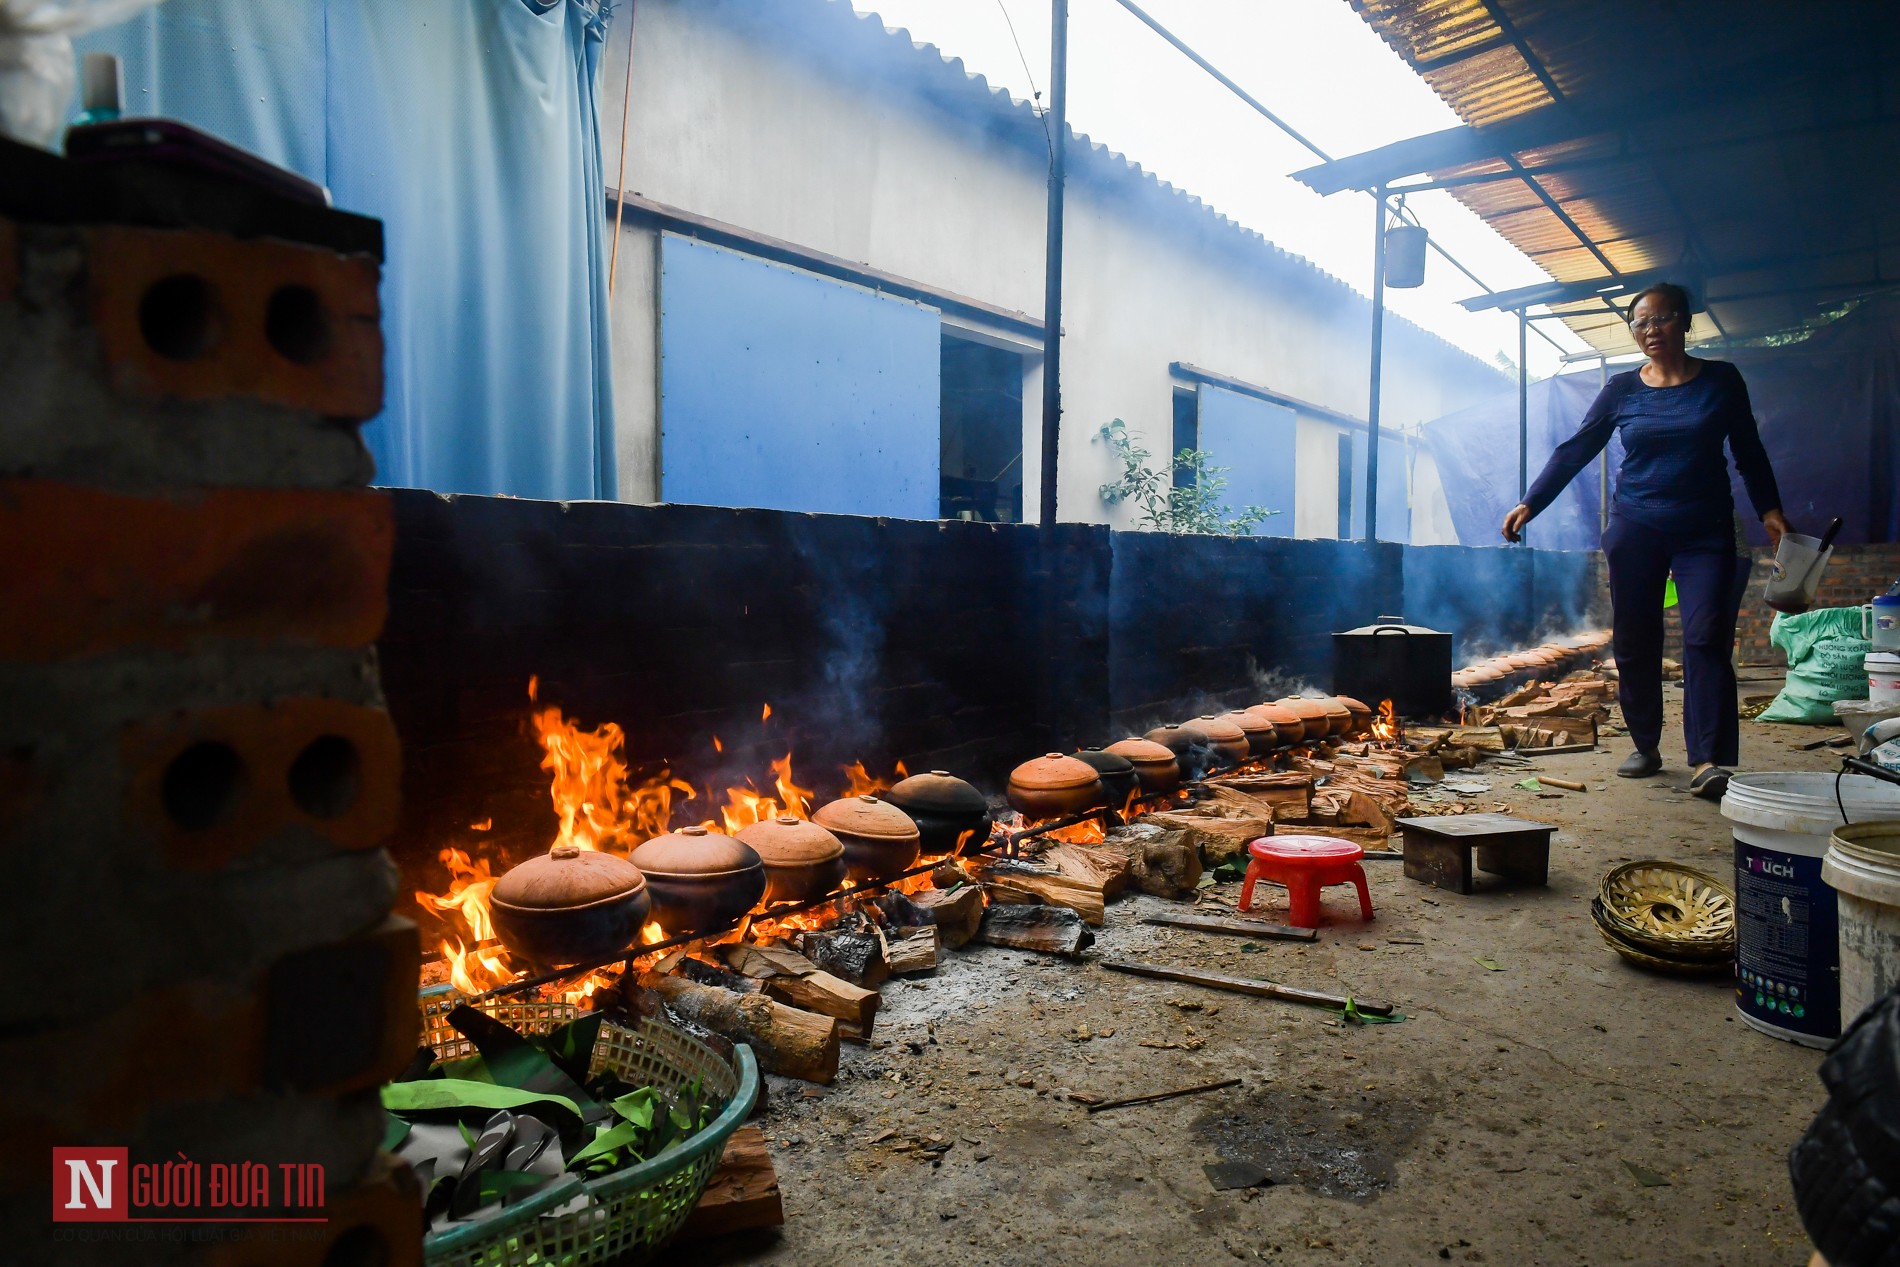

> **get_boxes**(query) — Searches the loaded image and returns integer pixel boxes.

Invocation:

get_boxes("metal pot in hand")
[490,845,651,969]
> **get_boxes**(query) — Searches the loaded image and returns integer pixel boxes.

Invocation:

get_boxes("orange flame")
[1371,699,1399,743]
[841,759,908,799]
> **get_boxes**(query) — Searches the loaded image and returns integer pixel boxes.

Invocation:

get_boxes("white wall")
[602,0,1509,532]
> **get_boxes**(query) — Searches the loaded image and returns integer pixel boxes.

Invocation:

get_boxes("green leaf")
[1338,997,1408,1025]
[1623,1159,1672,1187]
[447,1005,604,1122]
[437,1053,490,1083]
[1474,957,1505,972]
[1514,777,1542,791]
[609,1087,657,1129]
[539,1013,604,1087]
[380,1078,584,1135]
[569,1119,648,1174]
[1238,942,1264,953]
[382,1113,412,1152]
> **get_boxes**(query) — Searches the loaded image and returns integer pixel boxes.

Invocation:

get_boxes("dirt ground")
[703,680,1849,1267]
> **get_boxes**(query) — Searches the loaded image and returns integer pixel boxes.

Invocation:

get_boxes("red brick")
[89,224,382,419]
[0,479,391,661]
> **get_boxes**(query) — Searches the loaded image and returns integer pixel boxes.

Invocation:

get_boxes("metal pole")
[1596,354,1609,536]
[1364,188,1385,543]
[1516,309,1528,546]
[1038,0,1069,531]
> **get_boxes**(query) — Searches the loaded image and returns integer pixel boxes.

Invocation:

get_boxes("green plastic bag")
[1758,607,1871,724]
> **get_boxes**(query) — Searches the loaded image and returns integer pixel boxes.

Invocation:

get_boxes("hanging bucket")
[1823,821,1900,1029]
[1721,773,1900,1046]
[1383,225,1428,289]
[1764,533,1833,614]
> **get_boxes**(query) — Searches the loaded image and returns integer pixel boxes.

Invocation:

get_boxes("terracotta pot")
[1277,697,1333,742]
[1192,714,1252,768]
[629,826,767,937]
[736,814,847,907]
[1103,737,1182,795]
[1222,709,1277,756]
[490,845,652,968]
[1143,724,1196,756]
[1333,694,1374,735]
[1312,697,1352,738]
[1468,666,1504,684]
[1250,703,1305,747]
[812,795,921,884]
[1072,749,1139,810]
[1006,752,1106,820]
[884,769,992,858]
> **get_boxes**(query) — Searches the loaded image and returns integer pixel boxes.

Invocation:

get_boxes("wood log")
[1099,960,1394,1015]
[675,1125,783,1243]
[642,973,840,1084]
[882,924,940,975]
[1214,773,1314,817]
[793,929,889,989]
[719,944,880,1034]
[1115,823,1202,898]
[1044,841,1132,898]
[980,865,1106,925]
[975,903,1095,958]
[1534,775,1587,792]
[910,884,985,949]
[1139,911,1317,942]
[1140,809,1268,868]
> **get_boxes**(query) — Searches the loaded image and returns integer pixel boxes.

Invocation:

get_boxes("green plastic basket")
[415,992,759,1267]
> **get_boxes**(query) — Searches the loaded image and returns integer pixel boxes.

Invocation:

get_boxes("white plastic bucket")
[1868,652,1900,706]
[1722,773,1900,1046]
[1764,533,1833,614]
[1823,821,1900,1028]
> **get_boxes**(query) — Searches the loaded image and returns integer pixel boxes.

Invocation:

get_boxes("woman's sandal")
[1689,766,1732,801]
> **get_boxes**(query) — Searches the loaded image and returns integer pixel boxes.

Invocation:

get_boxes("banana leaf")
[447,1005,605,1124]
[380,1078,585,1140]
[541,1012,604,1086]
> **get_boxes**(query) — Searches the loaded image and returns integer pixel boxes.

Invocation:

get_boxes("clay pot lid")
[1105,737,1176,764]
[1193,714,1247,743]
[813,795,921,841]
[1072,748,1136,775]
[1173,719,1215,743]
[493,845,647,911]
[1334,695,1371,714]
[1251,703,1302,728]
[1469,667,1504,682]
[1315,698,1351,721]
[1008,753,1100,791]
[1278,697,1332,722]
[1143,724,1194,753]
[630,826,762,880]
[886,770,986,815]
[735,814,844,866]
[1221,710,1273,737]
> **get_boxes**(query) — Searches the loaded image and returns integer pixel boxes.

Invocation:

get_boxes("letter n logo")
[51,1148,127,1222]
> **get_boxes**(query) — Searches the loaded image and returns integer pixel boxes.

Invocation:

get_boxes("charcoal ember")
[673,955,760,993]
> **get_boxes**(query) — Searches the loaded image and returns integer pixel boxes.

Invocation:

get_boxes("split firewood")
[882,924,940,975]
[641,972,840,1084]
[1140,809,1268,869]
[719,943,880,1034]
[911,883,986,949]
[675,1125,783,1242]
[795,928,889,989]
[975,903,1095,958]
[1044,841,1132,898]
[979,863,1106,926]
[1108,823,1203,898]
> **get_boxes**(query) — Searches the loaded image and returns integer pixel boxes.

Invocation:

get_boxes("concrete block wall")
[0,145,417,1265]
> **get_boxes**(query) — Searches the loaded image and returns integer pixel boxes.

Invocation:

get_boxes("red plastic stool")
[1238,834,1374,928]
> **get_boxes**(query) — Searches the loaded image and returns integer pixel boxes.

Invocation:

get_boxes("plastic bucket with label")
[1868,652,1900,706]
[1823,821,1900,1028]
[1721,773,1900,1046]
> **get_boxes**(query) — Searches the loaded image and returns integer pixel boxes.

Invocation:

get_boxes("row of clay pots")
[1451,630,1612,696]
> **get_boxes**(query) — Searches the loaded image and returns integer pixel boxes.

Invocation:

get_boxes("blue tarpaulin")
[77,0,616,501]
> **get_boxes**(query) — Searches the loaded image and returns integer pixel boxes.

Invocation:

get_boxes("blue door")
[1194,384,1296,537]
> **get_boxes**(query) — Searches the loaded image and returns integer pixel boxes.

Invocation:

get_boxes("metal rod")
[1597,354,1609,535]
[1365,188,1386,543]
[1517,309,1529,539]
[1037,0,1069,531]
[606,0,637,299]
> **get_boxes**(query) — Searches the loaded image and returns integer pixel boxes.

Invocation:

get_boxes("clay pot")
[884,769,992,858]
[1192,714,1252,768]
[629,826,767,937]
[1312,697,1352,738]
[1103,737,1182,795]
[1143,724,1196,757]
[1006,753,1106,820]
[812,795,922,885]
[736,814,847,907]
[1333,694,1374,735]
[490,845,652,968]
[1250,703,1305,747]
[1277,697,1333,742]
[1221,710,1277,757]
[1468,666,1504,684]
[1072,749,1139,810]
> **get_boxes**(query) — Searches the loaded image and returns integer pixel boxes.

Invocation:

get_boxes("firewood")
[979,864,1106,926]
[1044,842,1132,897]
[882,924,940,975]
[1445,726,1507,753]
[675,1125,783,1242]
[1141,809,1269,868]
[795,929,889,989]
[641,973,840,1084]
[911,883,986,949]
[1217,773,1315,819]
[975,903,1095,958]
[1405,755,1446,782]
[1140,912,1317,942]
[1108,823,1202,898]
[1099,960,1393,1015]
[719,944,880,1033]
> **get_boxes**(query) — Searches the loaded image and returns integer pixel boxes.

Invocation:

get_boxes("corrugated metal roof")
[1333,0,1900,353]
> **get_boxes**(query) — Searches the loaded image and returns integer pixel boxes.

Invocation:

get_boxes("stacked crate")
[0,138,420,1264]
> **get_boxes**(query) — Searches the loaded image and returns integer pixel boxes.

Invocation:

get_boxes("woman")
[1501,283,1790,800]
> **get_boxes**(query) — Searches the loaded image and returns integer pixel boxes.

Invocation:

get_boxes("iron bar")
[1365,188,1386,543]
[1517,308,1528,536]
[1037,0,1069,530]
[1597,354,1609,535]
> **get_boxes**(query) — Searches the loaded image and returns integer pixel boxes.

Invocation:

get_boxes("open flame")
[1371,699,1399,743]
[841,759,908,799]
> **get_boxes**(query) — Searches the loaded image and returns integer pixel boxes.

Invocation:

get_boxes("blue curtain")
[77,0,617,501]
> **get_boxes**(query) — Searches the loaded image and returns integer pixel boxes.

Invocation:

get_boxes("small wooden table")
[1395,813,1555,895]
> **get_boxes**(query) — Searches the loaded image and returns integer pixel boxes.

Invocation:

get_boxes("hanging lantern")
[1383,224,1428,289]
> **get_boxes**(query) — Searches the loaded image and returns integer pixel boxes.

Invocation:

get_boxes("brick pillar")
[0,141,419,1266]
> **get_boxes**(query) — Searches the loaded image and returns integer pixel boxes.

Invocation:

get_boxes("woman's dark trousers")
[1603,517,1740,767]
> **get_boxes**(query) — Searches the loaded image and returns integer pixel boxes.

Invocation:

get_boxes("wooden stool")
[1238,834,1374,928]
[1395,813,1554,895]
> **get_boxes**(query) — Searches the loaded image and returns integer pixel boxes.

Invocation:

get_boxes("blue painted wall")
[1194,384,1297,537]
[1349,432,1412,543]
[659,235,941,518]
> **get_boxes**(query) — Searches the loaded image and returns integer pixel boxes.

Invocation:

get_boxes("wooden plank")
[1099,960,1394,1016]
[981,866,1106,926]
[976,904,1095,958]
[1083,1077,1242,1115]
[674,1125,784,1242]
[1140,912,1317,942]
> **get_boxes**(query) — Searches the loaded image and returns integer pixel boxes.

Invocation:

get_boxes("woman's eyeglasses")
[1629,313,1682,333]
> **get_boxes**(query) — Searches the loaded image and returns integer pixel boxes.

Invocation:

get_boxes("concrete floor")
[708,682,1849,1267]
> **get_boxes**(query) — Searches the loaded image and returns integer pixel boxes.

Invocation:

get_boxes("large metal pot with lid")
[1333,616,1453,719]
[812,795,922,884]
[883,770,992,858]
[1006,753,1105,820]
[489,845,652,968]
[629,826,767,937]
[736,814,847,907]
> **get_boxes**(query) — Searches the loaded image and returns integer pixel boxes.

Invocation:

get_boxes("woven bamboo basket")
[1595,861,1735,961]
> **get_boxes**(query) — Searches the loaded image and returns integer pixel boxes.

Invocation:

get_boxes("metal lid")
[629,827,762,879]
[492,845,647,911]
[1337,619,1446,636]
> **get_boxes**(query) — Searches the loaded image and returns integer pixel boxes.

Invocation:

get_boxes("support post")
[1038,0,1069,531]
[1364,187,1385,543]
[1516,308,1528,545]
[1597,353,1609,536]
